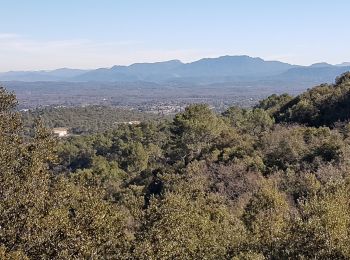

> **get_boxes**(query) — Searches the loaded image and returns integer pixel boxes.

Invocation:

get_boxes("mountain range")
[1,55,349,84]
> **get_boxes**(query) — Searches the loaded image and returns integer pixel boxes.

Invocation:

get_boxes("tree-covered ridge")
[1,73,350,259]
[271,72,350,126]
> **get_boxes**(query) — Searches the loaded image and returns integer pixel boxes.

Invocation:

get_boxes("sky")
[0,0,349,71]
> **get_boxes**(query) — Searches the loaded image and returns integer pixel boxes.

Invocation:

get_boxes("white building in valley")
[53,127,69,137]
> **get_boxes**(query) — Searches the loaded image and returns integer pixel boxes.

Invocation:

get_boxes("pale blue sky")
[0,0,349,71]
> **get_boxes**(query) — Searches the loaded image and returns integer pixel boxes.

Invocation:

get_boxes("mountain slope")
[274,66,350,83]
[73,60,183,82]
[73,55,297,82]
[274,72,350,126]
[174,55,297,77]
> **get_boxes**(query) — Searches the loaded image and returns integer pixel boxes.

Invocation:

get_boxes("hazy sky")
[0,0,349,71]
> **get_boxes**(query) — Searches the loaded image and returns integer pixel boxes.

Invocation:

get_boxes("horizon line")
[1,54,349,73]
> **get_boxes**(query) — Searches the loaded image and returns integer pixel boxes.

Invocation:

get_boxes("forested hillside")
[2,73,350,259]
[273,73,350,126]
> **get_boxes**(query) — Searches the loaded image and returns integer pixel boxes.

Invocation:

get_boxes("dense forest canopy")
[1,72,350,259]
[272,73,350,126]
[22,106,161,134]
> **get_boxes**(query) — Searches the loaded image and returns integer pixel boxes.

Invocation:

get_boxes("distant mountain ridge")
[274,66,350,83]
[0,68,89,82]
[1,55,349,85]
[337,62,350,67]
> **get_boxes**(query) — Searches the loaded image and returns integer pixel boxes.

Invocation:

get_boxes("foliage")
[22,105,161,134]
[255,93,292,115]
[275,72,350,126]
[2,73,350,259]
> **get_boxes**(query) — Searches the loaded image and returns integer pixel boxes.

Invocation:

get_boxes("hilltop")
[266,72,350,126]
